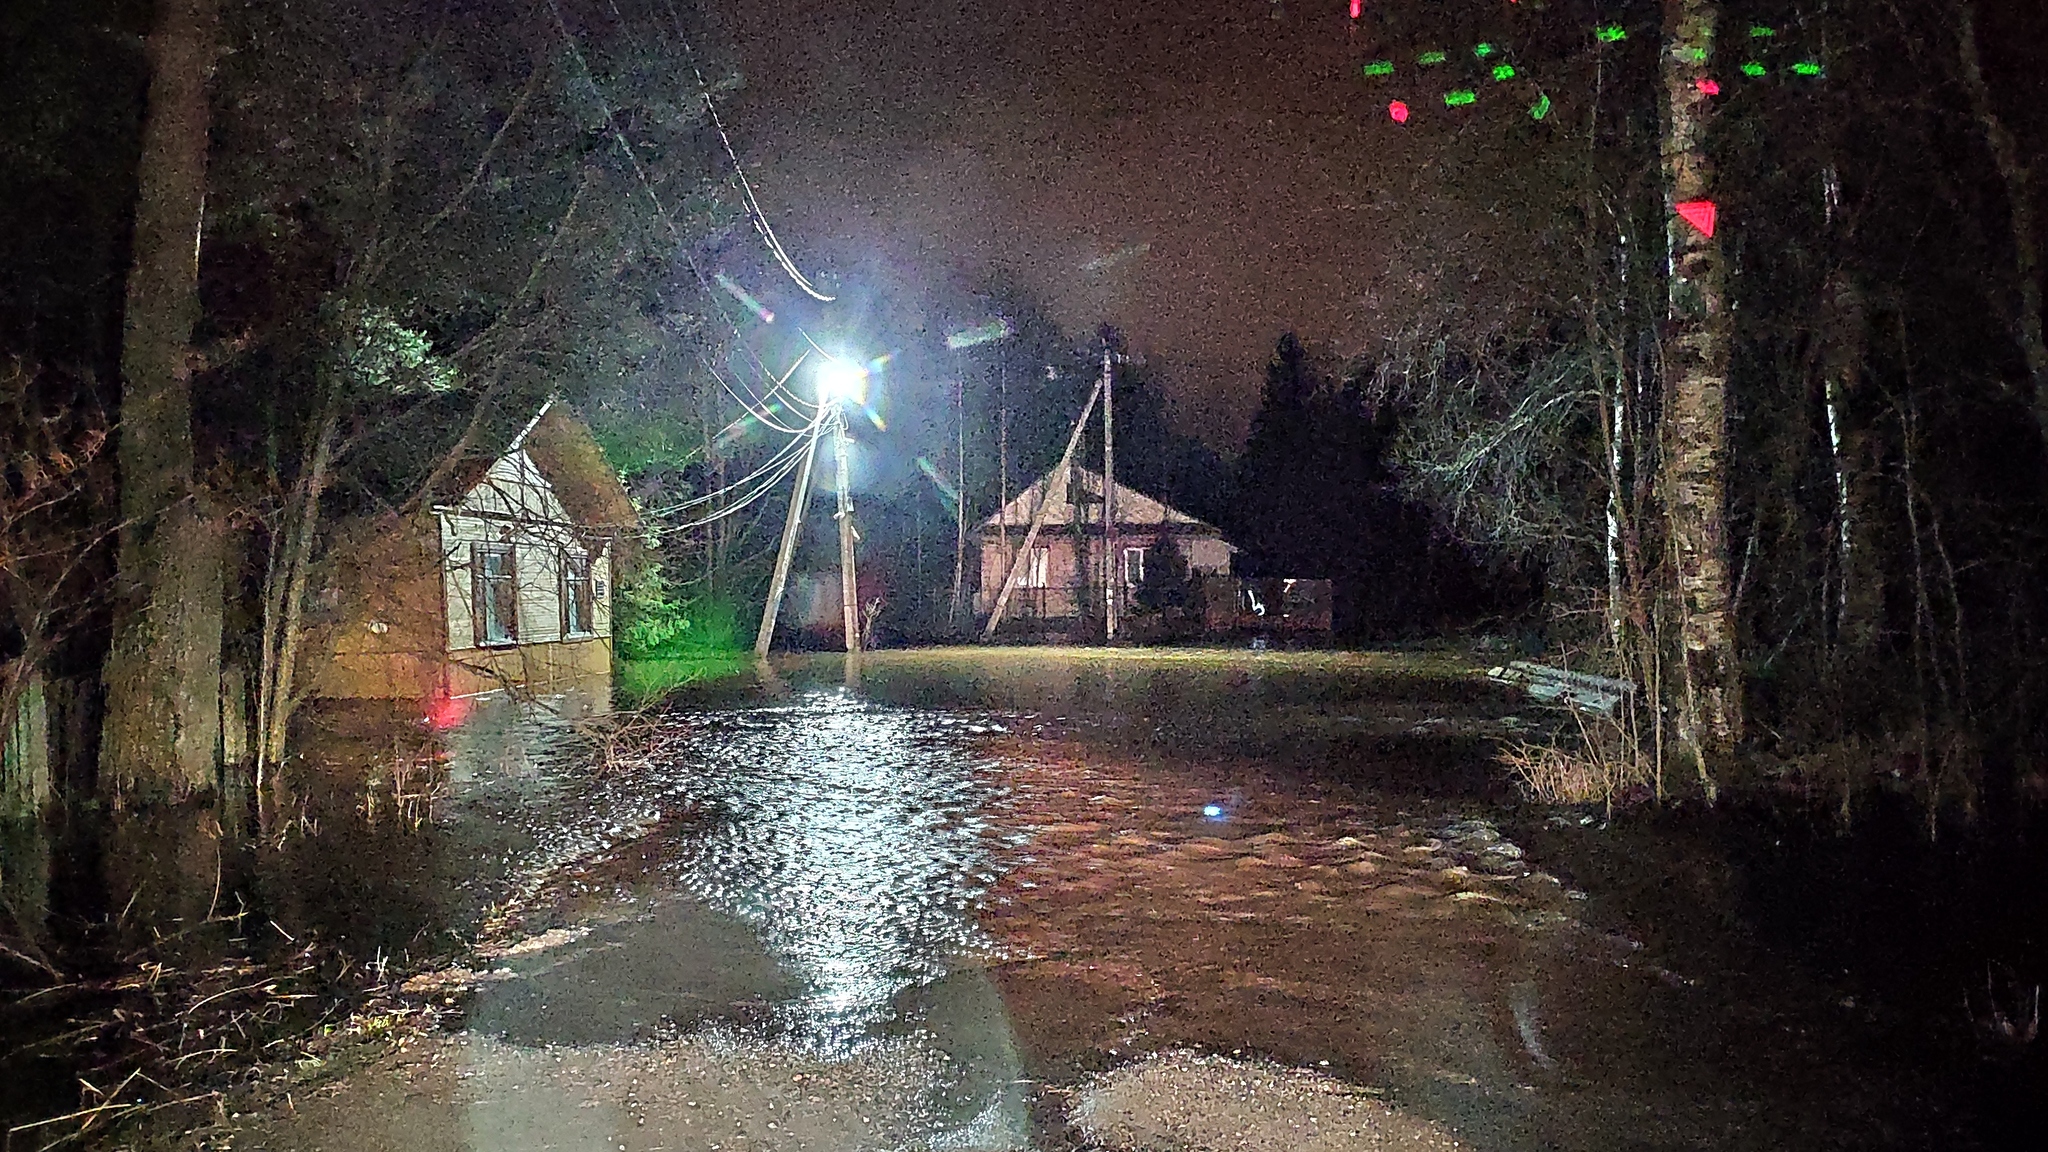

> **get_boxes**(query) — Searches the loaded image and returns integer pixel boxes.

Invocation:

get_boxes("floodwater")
[65,649,2038,1149]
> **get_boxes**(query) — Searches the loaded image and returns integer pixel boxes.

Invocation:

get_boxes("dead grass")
[1497,714,1651,816]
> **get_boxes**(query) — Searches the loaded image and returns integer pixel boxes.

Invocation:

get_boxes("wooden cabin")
[309,402,635,709]
[976,465,1235,632]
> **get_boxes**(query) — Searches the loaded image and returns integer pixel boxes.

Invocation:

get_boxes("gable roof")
[439,401,635,532]
[980,465,1229,539]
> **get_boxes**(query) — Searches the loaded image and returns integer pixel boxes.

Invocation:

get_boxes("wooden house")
[976,465,1234,630]
[309,401,635,709]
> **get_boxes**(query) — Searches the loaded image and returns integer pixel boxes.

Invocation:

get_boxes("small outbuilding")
[310,400,635,710]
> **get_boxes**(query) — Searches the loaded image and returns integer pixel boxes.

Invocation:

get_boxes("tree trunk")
[1660,0,1742,788]
[1821,272,1879,662]
[258,414,337,770]
[99,0,222,799]
[1956,1,2048,445]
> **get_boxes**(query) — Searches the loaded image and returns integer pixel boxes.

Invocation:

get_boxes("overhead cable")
[649,0,837,302]
[544,0,801,416]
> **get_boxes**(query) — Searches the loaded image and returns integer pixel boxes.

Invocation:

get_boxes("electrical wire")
[648,0,837,302]
[705,356,810,436]
[643,409,821,517]
[544,0,808,430]
[647,428,816,534]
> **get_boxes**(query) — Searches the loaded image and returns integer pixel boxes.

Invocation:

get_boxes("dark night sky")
[715,0,2046,449]
[718,0,1556,448]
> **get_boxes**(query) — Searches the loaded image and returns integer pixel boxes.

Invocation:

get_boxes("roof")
[435,402,634,531]
[518,406,637,533]
[980,465,1230,541]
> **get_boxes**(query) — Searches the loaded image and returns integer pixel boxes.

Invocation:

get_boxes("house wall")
[314,513,448,701]
[976,529,1234,619]
[439,450,613,652]
[315,449,617,702]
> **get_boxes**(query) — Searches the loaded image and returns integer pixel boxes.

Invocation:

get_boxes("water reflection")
[659,688,998,1049]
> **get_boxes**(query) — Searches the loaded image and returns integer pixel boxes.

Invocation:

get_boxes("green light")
[1686,47,1708,63]
[1741,61,1766,77]
[1529,93,1551,120]
[1417,50,1447,66]
[1492,64,1516,81]
[1444,89,1477,107]
[1749,25,1775,37]
[1363,60,1394,77]
[1474,43,1496,59]
[1792,60,1823,77]
[1596,25,1627,43]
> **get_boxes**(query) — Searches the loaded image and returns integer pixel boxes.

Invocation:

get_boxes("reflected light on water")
[664,692,996,1051]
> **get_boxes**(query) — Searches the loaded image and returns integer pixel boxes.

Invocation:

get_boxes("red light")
[1349,0,1362,17]
[1696,77,1721,96]
[1675,199,1718,238]
[425,688,471,731]
[1388,101,1410,123]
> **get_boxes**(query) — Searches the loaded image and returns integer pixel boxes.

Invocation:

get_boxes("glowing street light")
[814,354,869,405]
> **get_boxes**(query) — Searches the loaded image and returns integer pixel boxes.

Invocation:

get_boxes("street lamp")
[814,355,869,406]
[806,351,868,655]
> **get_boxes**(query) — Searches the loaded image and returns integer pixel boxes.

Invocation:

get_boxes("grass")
[617,654,753,704]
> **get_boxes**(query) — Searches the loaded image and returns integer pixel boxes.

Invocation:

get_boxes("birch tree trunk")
[100,0,224,799]
[1660,0,1742,786]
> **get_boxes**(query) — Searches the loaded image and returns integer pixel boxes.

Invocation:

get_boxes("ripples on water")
[645,690,1004,1049]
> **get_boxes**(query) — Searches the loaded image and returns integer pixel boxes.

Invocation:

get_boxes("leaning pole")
[982,379,1103,639]
[754,417,823,658]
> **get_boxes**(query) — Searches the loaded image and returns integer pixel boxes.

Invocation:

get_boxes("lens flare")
[713,271,774,324]
[1388,100,1410,122]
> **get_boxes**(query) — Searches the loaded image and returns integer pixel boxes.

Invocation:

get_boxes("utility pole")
[1101,337,1119,641]
[834,410,862,654]
[755,418,822,658]
[949,372,967,625]
[998,362,1009,557]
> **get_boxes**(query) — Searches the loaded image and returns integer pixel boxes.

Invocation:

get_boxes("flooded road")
[215,649,1970,1151]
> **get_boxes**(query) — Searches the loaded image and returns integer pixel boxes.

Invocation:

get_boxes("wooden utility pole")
[754,420,822,658]
[834,411,861,653]
[982,380,1103,639]
[998,362,1009,556]
[949,373,967,624]
[1101,340,1119,641]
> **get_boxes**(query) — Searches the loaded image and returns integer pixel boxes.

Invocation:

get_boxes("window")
[561,550,595,636]
[1022,547,1050,589]
[472,544,518,645]
[1122,546,1146,587]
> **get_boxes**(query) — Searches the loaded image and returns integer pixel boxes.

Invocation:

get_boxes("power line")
[643,408,821,517]
[649,0,837,302]
[544,0,808,428]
